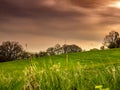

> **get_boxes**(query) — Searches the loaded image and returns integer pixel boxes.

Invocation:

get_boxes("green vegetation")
[0,48,120,90]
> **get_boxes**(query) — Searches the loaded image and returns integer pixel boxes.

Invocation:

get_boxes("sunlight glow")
[109,1,120,8]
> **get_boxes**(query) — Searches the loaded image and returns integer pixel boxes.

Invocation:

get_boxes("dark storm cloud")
[0,0,86,20]
[0,17,105,41]
[0,0,119,20]
[0,0,120,52]
[95,7,120,25]
[0,0,115,19]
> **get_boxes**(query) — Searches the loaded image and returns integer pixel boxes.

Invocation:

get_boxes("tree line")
[0,41,82,62]
[0,31,120,62]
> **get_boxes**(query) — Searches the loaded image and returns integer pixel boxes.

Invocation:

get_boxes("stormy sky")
[0,0,120,52]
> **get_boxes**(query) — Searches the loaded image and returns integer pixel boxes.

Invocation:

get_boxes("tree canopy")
[103,31,120,49]
[0,41,23,62]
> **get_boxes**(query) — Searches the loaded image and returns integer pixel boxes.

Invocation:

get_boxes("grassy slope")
[0,48,120,74]
[0,48,120,90]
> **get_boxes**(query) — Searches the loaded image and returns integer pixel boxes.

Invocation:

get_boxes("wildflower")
[95,85,103,89]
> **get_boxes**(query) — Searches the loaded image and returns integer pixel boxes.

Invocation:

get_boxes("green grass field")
[0,48,120,90]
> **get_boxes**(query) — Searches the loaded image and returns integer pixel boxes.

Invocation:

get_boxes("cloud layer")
[0,0,120,52]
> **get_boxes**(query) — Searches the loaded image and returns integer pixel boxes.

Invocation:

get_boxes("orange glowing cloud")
[108,1,120,8]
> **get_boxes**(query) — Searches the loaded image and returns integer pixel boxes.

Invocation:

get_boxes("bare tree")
[0,41,23,61]
[103,31,120,48]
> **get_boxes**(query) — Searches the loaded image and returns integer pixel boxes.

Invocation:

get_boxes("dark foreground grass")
[0,48,120,90]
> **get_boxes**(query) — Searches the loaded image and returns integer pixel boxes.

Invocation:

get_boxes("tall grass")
[1,49,120,90]
[0,57,120,90]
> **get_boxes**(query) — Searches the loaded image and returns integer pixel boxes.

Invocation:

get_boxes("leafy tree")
[54,44,61,49]
[39,51,47,57]
[103,31,120,49]
[63,44,82,53]
[90,48,99,51]
[46,47,55,55]
[0,41,23,62]
[21,51,32,59]
[100,46,105,50]
[34,53,39,58]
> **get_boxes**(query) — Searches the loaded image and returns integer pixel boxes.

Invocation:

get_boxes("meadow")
[0,49,120,90]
